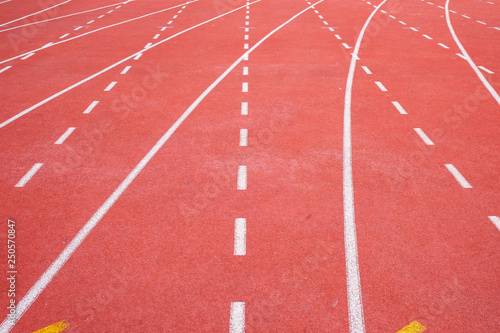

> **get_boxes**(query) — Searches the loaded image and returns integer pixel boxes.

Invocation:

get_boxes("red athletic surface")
[0,0,499,331]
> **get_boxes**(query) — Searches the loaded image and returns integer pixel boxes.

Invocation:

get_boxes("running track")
[0,0,499,331]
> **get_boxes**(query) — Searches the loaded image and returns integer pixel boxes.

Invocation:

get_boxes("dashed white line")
[59,33,69,39]
[243,67,248,75]
[237,165,247,190]
[389,14,396,19]
[445,164,472,188]
[478,66,494,74]
[234,218,247,255]
[0,66,12,73]
[15,163,44,188]
[242,82,248,92]
[423,34,433,39]
[342,43,351,49]
[335,34,342,39]
[55,127,76,144]
[120,65,131,74]
[489,216,500,231]
[318,14,324,19]
[375,81,388,91]
[178,10,183,13]
[398,20,406,25]
[245,15,249,19]
[145,42,152,48]
[391,101,408,114]
[456,53,467,60]
[116,5,122,8]
[229,302,245,333]
[74,26,82,31]
[87,20,95,24]
[449,9,456,13]
[361,66,372,74]
[104,81,117,91]
[244,43,249,49]
[323,20,329,25]
[245,21,249,25]
[314,9,319,13]
[244,34,249,40]
[134,53,142,60]
[21,53,34,60]
[243,53,248,61]
[477,20,486,25]
[107,10,114,13]
[239,129,248,146]
[83,101,99,114]
[98,15,105,18]
[161,27,166,31]
[153,33,160,39]
[438,42,449,49]
[410,27,418,31]
[167,20,173,24]
[427,1,434,4]
[173,15,178,19]
[381,9,387,13]
[241,102,248,115]
[437,5,444,8]
[462,14,470,18]
[414,128,434,145]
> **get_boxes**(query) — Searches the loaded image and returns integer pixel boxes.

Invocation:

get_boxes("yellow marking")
[32,320,68,333]
[397,321,427,333]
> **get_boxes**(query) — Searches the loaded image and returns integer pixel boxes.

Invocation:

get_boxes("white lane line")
[246,21,249,25]
[361,66,372,74]
[240,129,248,146]
[381,9,387,13]
[446,0,500,106]
[391,101,408,114]
[414,128,434,145]
[173,14,178,18]
[87,20,95,24]
[398,20,406,25]
[462,14,470,18]
[335,34,342,39]
[477,20,486,25]
[0,66,12,73]
[243,67,248,75]
[242,82,248,92]
[237,166,247,190]
[437,5,444,8]
[423,34,432,39]
[14,163,44,187]
[0,0,12,4]
[478,66,494,74]
[116,5,122,8]
[0,0,71,26]
[450,9,456,13]
[55,127,76,144]
[229,302,245,333]
[59,33,69,39]
[438,42,449,49]
[107,10,114,13]
[145,42,152,48]
[343,1,386,332]
[104,81,117,91]
[74,26,82,31]
[318,14,323,19]
[342,43,351,49]
[487,1,495,3]
[98,15,105,18]
[456,52,467,60]
[314,9,319,13]
[323,20,329,25]
[245,15,249,19]
[134,53,142,60]
[244,43,249,49]
[244,34,249,39]
[489,216,500,231]
[329,27,334,31]
[389,14,396,19]
[178,10,183,13]
[167,20,173,24]
[83,101,99,114]
[161,27,166,31]
[427,1,434,4]
[375,81,388,91]
[153,33,160,39]
[241,102,248,115]
[410,27,418,31]
[120,65,131,74]
[234,218,247,255]
[21,53,34,60]
[243,54,248,61]
[445,164,472,188]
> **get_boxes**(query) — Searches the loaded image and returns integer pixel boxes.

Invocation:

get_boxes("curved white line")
[343,0,387,332]
[445,0,500,106]
[0,0,72,27]
[0,1,126,33]
[0,2,322,331]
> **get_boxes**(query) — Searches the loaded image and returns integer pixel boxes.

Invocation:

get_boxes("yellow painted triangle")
[32,320,68,333]
[397,321,427,333]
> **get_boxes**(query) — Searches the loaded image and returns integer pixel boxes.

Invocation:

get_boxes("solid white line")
[120,65,131,74]
[391,101,408,114]
[234,218,247,255]
[0,6,322,330]
[0,65,12,73]
[445,164,472,188]
[477,20,486,25]
[342,43,351,49]
[446,0,500,106]
[478,66,494,74]
[240,129,248,146]
[153,33,160,39]
[241,102,248,115]
[243,67,248,75]
[59,33,69,39]
[361,66,372,74]
[242,82,248,92]
[423,34,432,39]
[343,1,386,332]
[83,101,99,114]
[14,163,44,187]
[438,42,449,49]
[375,81,387,91]
[230,302,245,333]
[335,34,341,39]
[0,0,12,4]
[489,216,500,231]
[55,127,76,144]
[237,166,247,190]
[0,0,71,26]
[414,128,434,145]
[104,81,117,91]
[21,53,34,60]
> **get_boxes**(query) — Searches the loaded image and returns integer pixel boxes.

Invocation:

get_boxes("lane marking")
[450,9,456,13]
[410,27,418,31]
[98,15,105,18]
[0,0,71,26]
[456,52,467,60]
[59,33,69,39]
[229,302,245,333]
[437,5,444,8]
[361,65,372,74]
[427,1,434,4]
[167,20,173,24]
[120,65,131,74]
[445,164,472,188]
[0,0,12,4]
[397,321,426,333]
[318,14,323,19]
[323,20,329,25]
[488,216,500,231]
[343,1,387,332]
[243,53,248,60]
[391,101,408,114]
[161,27,166,31]
[83,101,99,114]
[242,82,248,92]
[477,20,486,24]
[104,81,117,91]
[342,42,351,49]
[244,43,249,49]
[244,34,249,39]
[15,163,44,187]
[0,6,322,327]
[87,20,95,24]
[328,27,334,31]
[32,320,69,333]
[462,14,470,18]
[134,53,143,60]
[437,42,449,49]
[107,10,114,13]
[446,0,500,106]
[389,14,396,19]
[375,81,388,91]
[237,165,247,190]
[381,9,387,13]
[478,65,494,74]
[173,15,178,18]
[21,53,34,60]
[74,26,82,31]
[241,102,248,115]
[423,34,432,39]
[243,67,248,75]
[145,42,153,48]
[54,127,76,144]
[153,33,160,39]
[414,128,434,145]
[239,129,248,146]
[234,218,247,255]
[335,34,342,39]
[0,65,12,73]
[399,20,407,25]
